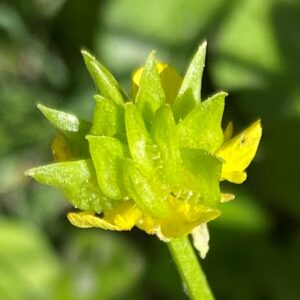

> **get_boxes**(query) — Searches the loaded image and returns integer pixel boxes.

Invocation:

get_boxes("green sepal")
[81,50,127,105]
[124,103,157,176]
[151,104,181,186]
[25,160,108,212]
[177,91,226,152]
[37,104,91,138]
[135,51,165,128]
[173,41,207,121]
[38,104,91,158]
[90,95,125,141]
[180,148,222,206]
[123,159,169,218]
[87,135,128,200]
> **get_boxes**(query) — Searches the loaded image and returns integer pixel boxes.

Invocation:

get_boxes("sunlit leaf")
[151,104,181,186]
[132,63,182,104]
[135,51,165,128]
[173,41,207,121]
[123,159,169,218]
[26,160,107,212]
[81,50,127,105]
[37,104,91,138]
[177,92,226,152]
[124,103,157,176]
[180,148,222,206]
[90,95,125,140]
[38,104,91,159]
[87,135,128,200]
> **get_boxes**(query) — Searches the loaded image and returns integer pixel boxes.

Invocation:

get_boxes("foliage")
[1,0,300,299]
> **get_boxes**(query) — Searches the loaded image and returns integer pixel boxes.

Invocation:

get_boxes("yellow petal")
[216,120,262,183]
[104,201,143,230]
[51,134,73,162]
[67,212,123,231]
[221,171,247,184]
[68,201,143,231]
[131,62,182,104]
[136,196,221,239]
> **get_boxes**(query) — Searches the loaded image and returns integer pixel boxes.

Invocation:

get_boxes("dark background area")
[0,0,299,299]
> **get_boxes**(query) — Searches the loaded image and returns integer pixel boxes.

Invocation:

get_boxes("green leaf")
[180,148,222,206]
[26,160,107,212]
[173,41,207,121]
[0,219,61,300]
[123,159,169,218]
[38,104,91,159]
[37,104,91,138]
[124,103,157,176]
[214,189,271,233]
[151,104,181,186]
[177,91,226,152]
[81,50,127,105]
[211,0,281,90]
[90,95,125,140]
[87,135,128,200]
[61,231,144,300]
[135,51,165,128]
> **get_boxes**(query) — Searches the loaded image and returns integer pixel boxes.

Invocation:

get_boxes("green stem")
[167,236,214,300]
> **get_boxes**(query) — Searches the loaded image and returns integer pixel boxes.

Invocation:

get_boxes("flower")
[26,42,262,255]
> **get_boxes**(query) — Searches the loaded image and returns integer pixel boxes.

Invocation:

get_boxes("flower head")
[26,42,262,248]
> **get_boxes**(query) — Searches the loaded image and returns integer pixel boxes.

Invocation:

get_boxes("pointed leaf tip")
[135,50,165,127]
[173,41,208,121]
[81,49,127,105]
[199,40,207,51]
[81,49,93,60]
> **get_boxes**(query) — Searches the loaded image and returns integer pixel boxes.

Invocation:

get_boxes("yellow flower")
[26,44,262,261]
[66,61,262,242]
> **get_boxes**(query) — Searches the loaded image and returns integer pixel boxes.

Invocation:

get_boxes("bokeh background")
[1,0,300,299]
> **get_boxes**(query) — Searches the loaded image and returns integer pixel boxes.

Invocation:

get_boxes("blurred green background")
[0,0,300,299]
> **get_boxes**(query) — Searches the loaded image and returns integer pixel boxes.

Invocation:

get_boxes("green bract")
[26,42,238,239]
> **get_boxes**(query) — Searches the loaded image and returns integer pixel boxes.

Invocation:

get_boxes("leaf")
[25,160,107,212]
[37,104,91,138]
[180,148,222,206]
[132,62,182,104]
[89,95,125,140]
[0,219,61,300]
[123,159,169,218]
[81,50,127,105]
[87,135,128,200]
[61,231,144,300]
[151,104,181,186]
[124,103,157,176]
[216,119,262,183]
[103,0,224,46]
[177,91,226,152]
[173,41,207,121]
[211,0,281,89]
[135,51,165,128]
[214,189,270,233]
[38,104,91,159]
